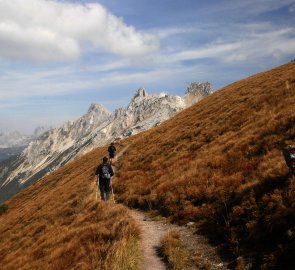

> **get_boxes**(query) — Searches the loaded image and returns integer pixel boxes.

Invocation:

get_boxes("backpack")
[101,164,111,179]
[108,145,116,153]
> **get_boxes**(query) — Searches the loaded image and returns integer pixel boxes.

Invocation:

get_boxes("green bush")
[0,204,8,215]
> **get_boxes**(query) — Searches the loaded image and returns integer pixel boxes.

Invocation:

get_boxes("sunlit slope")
[0,145,140,270]
[114,62,295,268]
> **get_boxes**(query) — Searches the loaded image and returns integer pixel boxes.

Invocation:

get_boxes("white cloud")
[97,65,205,86]
[156,25,295,64]
[222,28,295,62]
[152,27,198,39]
[160,43,242,63]
[206,0,295,18]
[0,0,159,62]
[0,61,205,102]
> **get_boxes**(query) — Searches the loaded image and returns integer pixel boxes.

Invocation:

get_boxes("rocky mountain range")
[0,127,50,149]
[0,127,51,163]
[0,83,212,203]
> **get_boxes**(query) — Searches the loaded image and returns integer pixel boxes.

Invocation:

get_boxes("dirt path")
[130,210,168,270]
[129,210,232,270]
[113,145,167,269]
[113,145,232,270]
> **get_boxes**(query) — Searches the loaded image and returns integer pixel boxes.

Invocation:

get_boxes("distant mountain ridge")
[0,127,51,149]
[0,131,31,148]
[0,127,51,163]
[0,83,212,203]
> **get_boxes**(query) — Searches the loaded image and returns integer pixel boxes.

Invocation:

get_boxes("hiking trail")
[113,145,232,270]
[130,210,167,270]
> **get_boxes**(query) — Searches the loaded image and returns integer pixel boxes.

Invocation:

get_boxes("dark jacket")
[95,163,114,180]
[108,145,116,154]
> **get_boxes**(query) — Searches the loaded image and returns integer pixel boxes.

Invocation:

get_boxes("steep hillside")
[1,63,293,269]
[114,62,295,269]
[0,144,141,270]
[0,83,211,204]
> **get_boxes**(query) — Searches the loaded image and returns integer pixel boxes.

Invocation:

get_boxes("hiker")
[108,142,117,165]
[282,145,295,176]
[95,157,114,201]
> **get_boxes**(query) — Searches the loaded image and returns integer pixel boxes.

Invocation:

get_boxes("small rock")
[186,222,195,227]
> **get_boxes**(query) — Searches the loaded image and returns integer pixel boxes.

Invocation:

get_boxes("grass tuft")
[160,230,190,270]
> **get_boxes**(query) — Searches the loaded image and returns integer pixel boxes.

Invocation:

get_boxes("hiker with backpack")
[108,142,117,165]
[95,157,114,201]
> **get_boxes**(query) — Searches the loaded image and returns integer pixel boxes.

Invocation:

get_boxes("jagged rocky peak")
[132,88,148,100]
[33,126,51,138]
[185,82,213,97]
[0,82,212,203]
[87,103,110,114]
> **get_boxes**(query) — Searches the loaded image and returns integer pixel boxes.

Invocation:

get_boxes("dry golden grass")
[0,144,141,270]
[114,62,295,268]
[160,230,190,270]
[1,62,294,269]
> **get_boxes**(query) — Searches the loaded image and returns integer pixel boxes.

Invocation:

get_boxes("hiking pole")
[111,181,116,203]
[95,175,98,201]
[95,182,97,201]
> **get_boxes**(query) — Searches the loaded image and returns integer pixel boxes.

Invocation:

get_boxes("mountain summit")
[132,87,147,101]
[0,83,211,203]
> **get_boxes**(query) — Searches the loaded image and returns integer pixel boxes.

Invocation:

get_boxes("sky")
[0,0,295,134]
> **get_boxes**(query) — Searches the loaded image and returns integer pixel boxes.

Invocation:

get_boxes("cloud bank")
[0,0,159,62]
[157,24,295,64]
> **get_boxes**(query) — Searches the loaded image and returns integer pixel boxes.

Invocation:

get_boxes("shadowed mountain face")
[0,84,211,204]
[113,62,295,269]
[0,146,25,162]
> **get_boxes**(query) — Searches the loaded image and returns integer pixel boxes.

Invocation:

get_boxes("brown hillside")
[114,62,295,268]
[0,145,140,270]
[1,62,294,270]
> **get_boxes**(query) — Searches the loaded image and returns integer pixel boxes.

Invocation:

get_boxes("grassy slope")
[1,62,294,269]
[0,145,140,270]
[114,62,295,268]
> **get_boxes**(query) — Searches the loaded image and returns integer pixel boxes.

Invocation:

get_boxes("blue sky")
[0,0,295,134]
